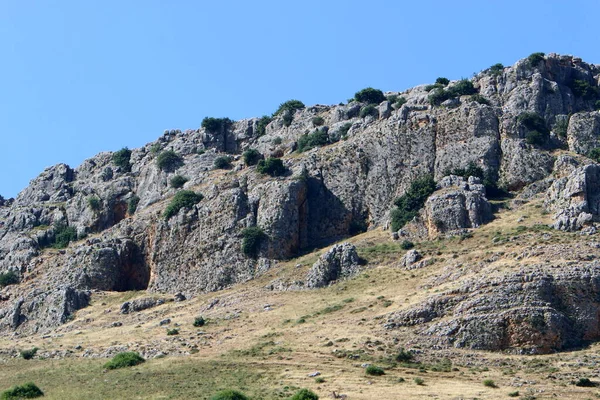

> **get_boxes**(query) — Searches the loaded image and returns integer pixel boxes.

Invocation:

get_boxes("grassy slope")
[1,199,600,399]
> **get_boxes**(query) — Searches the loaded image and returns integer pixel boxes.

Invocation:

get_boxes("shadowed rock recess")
[2,53,600,353]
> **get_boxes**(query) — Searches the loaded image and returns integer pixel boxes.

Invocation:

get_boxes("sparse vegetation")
[575,377,596,387]
[365,365,385,376]
[103,352,145,370]
[435,77,450,86]
[290,388,319,400]
[311,116,325,126]
[241,226,267,258]
[256,158,286,177]
[359,104,378,118]
[128,195,140,215]
[201,117,234,133]
[193,316,205,327]
[449,79,477,97]
[170,175,188,189]
[489,63,504,76]
[518,112,549,146]
[19,348,38,360]
[568,79,600,100]
[554,117,569,138]
[1,382,44,399]
[156,150,184,172]
[390,175,437,232]
[297,128,329,152]
[527,52,545,67]
[354,87,385,104]
[400,240,414,250]
[87,196,101,211]
[112,147,132,172]
[243,149,262,166]
[49,223,77,249]
[166,328,179,336]
[396,348,413,362]
[0,271,19,288]
[214,156,232,169]
[210,390,249,400]
[394,96,407,109]
[589,148,600,163]
[483,379,497,388]
[273,100,305,117]
[508,391,520,397]
[255,115,272,136]
[413,377,425,385]
[470,94,490,105]
[163,190,203,219]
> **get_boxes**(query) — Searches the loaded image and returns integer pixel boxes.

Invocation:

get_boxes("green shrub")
[103,352,145,370]
[390,175,437,231]
[413,377,425,385]
[243,149,262,166]
[483,379,497,388]
[314,377,325,383]
[170,175,188,189]
[166,328,179,336]
[366,365,385,376]
[470,94,490,105]
[112,147,132,172]
[527,52,545,67]
[354,87,385,104]
[396,348,413,362]
[448,79,477,97]
[386,94,398,103]
[424,83,443,92]
[193,316,205,327]
[19,348,38,360]
[213,156,232,169]
[156,150,183,172]
[508,391,519,397]
[201,117,234,133]
[272,137,283,145]
[428,88,452,105]
[101,167,113,181]
[400,240,414,250]
[209,390,249,400]
[297,129,329,152]
[589,148,600,162]
[435,77,450,86]
[128,195,140,215]
[575,377,596,387]
[312,116,325,126]
[394,96,407,108]
[359,104,378,119]
[274,100,305,116]
[0,271,19,288]
[554,118,569,138]
[163,190,203,220]
[52,223,77,249]
[568,79,600,100]
[256,158,286,177]
[150,143,162,154]
[87,196,101,211]
[282,112,294,127]
[241,226,267,258]
[338,122,352,139]
[488,63,504,76]
[1,382,44,399]
[518,112,549,144]
[525,130,546,145]
[290,388,319,400]
[256,115,272,136]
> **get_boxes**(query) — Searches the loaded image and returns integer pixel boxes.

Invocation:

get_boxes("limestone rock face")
[567,111,600,155]
[546,164,600,230]
[418,176,493,237]
[385,265,600,354]
[305,243,361,288]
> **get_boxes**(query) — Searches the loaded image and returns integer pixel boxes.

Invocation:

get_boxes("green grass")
[0,358,281,400]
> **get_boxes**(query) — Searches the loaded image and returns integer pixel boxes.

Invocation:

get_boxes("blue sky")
[0,0,598,197]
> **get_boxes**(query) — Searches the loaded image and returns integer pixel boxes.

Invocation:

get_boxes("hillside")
[2,52,600,399]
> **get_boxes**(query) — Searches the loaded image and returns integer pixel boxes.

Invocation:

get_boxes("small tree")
[447,79,477,97]
[193,316,205,327]
[243,149,262,166]
[391,175,437,232]
[213,156,232,169]
[435,77,450,86]
[256,158,286,177]
[527,52,545,67]
[163,190,203,220]
[297,129,329,152]
[255,115,272,136]
[354,87,385,104]
[112,147,132,172]
[128,195,140,215]
[241,226,267,258]
[273,100,305,116]
[489,63,504,76]
[170,175,189,189]
[201,117,234,133]
[156,150,184,172]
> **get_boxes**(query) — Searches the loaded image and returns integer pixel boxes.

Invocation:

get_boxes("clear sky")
[0,0,598,197]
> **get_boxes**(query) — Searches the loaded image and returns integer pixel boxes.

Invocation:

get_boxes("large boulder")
[305,243,361,288]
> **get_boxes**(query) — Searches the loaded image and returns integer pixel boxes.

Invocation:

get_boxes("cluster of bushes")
[429,79,477,105]
[255,115,272,136]
[241,226,267,258]
[201,117,234,133]
[256,158,286,177]
[425,77,450,92]
[1,382,44,399]
[488,63,504,76]
[273,100,305,117]
[128,195,140,215]
[214,156,232,169]
[297,128,329,152]
[163,190,203,220]
[568,79,600,101]
[390,175,437,232]
[169,175,188,189]
[354,87,385,104]
[242,149,262,166]
[518,112,549,146]
[112,147,132,172]
[445,161,505,198]
[156,150,184,172]
[0,271,19,288]
[527,52,545,67]
[104,352,145,370]
[40,223,77,249]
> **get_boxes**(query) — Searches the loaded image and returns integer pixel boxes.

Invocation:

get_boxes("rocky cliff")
[2,53,600,349]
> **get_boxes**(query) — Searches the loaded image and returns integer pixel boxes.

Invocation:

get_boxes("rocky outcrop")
[385,264,600,354]
[546,164,600,230]
[416,176,493,237]
[305,243,361,288]
[567,111,600,155]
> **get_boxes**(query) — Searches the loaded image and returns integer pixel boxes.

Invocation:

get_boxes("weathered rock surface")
[305,243,361,288]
